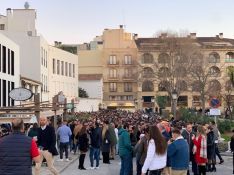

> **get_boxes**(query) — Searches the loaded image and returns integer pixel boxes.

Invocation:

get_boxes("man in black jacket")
[35,116,59,175]
[88,121,102,169]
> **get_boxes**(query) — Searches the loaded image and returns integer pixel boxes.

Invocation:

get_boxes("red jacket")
[193,135,207,164]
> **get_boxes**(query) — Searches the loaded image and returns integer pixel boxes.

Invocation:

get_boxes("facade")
[0,33,20,107]
[0,7,78,104]
[135,33,234,112]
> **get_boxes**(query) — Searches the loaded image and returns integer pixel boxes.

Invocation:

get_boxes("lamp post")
[172,89,177,118]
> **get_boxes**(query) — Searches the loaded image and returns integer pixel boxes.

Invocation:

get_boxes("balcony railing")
[225,59,234,63]
[142,102,155,108]
[108,75,119,80]
[107,61,119,65]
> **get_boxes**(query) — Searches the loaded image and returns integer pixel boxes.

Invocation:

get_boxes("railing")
[108,75,119,80]
[225,59,234,63]
[107,61,119,65]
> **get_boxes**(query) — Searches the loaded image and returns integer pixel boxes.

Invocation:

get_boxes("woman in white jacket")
[141,125,167,175]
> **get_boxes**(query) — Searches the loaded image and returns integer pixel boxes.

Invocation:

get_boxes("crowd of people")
[0,109,234,175]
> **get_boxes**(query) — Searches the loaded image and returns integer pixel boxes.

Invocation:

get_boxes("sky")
[1,0,234,44]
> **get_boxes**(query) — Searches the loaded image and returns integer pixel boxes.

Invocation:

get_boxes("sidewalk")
[32,153,79,175]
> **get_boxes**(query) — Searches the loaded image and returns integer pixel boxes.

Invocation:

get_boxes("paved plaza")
[35,153,234,175]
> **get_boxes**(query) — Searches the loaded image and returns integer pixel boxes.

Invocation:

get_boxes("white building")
[0,33,20,107]
[0,7,78,104]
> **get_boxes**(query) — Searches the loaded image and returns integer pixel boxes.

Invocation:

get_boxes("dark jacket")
[0,132,33,175]
[28,128,38,138]
[134,136,147,165]
[90,126,102,148]
[207,131,215,160]
[37,125,58,156]
[231,135,234,152]
[167,138,189,170]
[181,129,194,160]
[101,130,111,152]
[79,133,89,152]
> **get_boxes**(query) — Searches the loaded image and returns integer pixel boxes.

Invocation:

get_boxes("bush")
[218,120,232,134]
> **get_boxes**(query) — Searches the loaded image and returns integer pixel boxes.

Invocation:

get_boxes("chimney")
[219,33,223,39]
[190,33,196,39]
[54,41,58,47]
[119,25,124,29]
[6,8,12,16]
[133,33,138,40]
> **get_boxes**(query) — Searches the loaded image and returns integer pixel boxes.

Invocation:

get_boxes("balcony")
[108,75,119,81]
[122,75,135,80]
[225,59,234,63]
[142,102,155,108]
[107,61,119,66]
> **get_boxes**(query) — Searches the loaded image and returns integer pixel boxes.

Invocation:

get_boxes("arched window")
[191,52,203,64]
[142,53,154,64]
[208,66,220,77]
[226,52,234,59]
[142,80,154,92]
[176,80,187,91]
[208,80,221,95]
[192,81,202,92]
[143,67,154,78]
[159,67,169,77]
[158,53,170,64]
[175,66,187,77]
[175,54,188,63]
[209,52,220,63]
[158,81,170,92]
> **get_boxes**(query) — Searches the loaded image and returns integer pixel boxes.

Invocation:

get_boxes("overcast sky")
[1,0,234,44]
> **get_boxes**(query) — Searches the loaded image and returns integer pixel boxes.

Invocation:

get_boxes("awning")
[124,103,135,107]
[108,103,118,107]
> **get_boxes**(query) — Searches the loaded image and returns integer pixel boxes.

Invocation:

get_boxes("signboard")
[210,108,221,116]
[66,103,74,109]
[209,97,221,108]
[9,88,33,101]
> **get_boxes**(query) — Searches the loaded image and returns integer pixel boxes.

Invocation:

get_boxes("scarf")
[200,135,207,159]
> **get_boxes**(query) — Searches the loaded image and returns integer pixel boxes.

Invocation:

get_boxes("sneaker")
[95,166,100,169]
[57,159,63,162]
[65,158,70,162]
[88,167,95,170]
[219,160,224,164]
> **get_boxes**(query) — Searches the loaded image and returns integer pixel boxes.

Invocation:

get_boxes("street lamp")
[172,89,177,118]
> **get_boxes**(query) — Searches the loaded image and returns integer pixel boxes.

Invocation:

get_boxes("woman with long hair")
[78,124,89,170]
[192,125,208,175]
[101,121,111,164]
[141,125,167,175]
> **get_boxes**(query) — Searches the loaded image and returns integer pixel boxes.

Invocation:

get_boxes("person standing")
[211,121,224,164]
[230,129,234,174]
[109,122,117,160]
[57,120,72,161]
[0,119,40,175]
[28,123,39,141]
[141,125,167,175]
[206,126,216,172]
[89,122,102,169]
[192,126,207,175]
[78,124,89,170]
[168,128,189,175]
[101,121,111,164]
[182,123,198,175]
[35,116,59,175]
[118,124,133,175]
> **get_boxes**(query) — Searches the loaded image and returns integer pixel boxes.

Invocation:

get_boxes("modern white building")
[0,33,20,107]
[0,7,78,104]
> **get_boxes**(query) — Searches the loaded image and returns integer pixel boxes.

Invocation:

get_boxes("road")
[61,155,233,175]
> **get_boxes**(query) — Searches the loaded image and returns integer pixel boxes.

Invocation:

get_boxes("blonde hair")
[102,124,109,140]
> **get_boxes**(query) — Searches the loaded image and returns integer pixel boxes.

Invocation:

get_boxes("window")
[45,51,47,68]
[0,24,5,30]
[142,80,154,92]
[142,53,154,64]
[11,51,14,75]
[0,44,1,72]
[8,81,10,106]
[124,55,132,64]
[65,62,68,76]
[57,60,60,75]
[2,79,6,106]
[109,96,116,101]
[126,95,133,101]
[61,61,64,75]
[41,47,43,66]
[8,49,10,74]
[69,63,72,77]
[2,46,6,73]
[73,64,75,77]
[109,69,117,78]
[109,82,117,92]
[53,59,56,74]
[209,52,220,63]
[124,69,132,78]
[124,83,132,92]
[109,55,117,64]
[158,53,170,64]
[11,82,14,106]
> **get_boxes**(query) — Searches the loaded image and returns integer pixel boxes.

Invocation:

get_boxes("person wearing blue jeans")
[120,153,133,175]
[89,146,100,168]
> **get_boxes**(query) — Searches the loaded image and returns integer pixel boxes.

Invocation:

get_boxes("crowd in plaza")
[0,109,234,175]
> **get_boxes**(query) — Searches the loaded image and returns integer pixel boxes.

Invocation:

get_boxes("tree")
[79,87,89,98]
[189,52,223,116]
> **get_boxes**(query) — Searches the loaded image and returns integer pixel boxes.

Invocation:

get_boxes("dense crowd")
[1,109,234,175]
